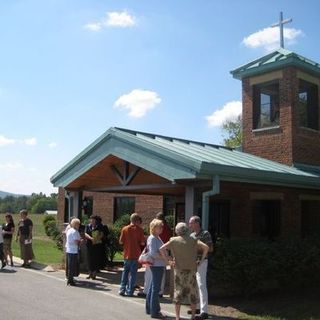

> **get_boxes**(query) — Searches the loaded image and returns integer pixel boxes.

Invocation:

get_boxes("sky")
[1,0,319,195]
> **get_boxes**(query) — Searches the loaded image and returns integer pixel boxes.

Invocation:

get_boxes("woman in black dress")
[85,215,104,279]
[2,213,15,266]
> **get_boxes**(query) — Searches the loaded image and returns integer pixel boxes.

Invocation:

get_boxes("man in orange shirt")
[119,213,145,296]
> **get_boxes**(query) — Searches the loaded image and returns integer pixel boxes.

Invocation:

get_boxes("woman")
[16,209,34,268]
[145,219,167,319]
[2,213,15,266]
[85,215,104,279]
[65,218,81,286]
[160,222,209,320]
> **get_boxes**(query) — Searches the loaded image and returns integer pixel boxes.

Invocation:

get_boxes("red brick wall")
[242,67,320,166]
[217,182,320,238]
[57,189,163,228]
[242,68,295,165]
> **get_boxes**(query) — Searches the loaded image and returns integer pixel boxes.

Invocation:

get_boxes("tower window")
[298,80,319,130]
[253,82,280,129]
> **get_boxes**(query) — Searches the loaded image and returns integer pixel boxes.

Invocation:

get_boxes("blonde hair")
[149,219,163,235]
[70,218,81,228]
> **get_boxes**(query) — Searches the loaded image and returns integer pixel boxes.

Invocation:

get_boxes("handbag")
[138,246,153,266]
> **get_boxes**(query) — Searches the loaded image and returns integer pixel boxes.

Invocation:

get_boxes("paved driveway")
[0,264,183,320]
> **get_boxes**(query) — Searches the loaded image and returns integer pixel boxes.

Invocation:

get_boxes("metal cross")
[271,12,292,48]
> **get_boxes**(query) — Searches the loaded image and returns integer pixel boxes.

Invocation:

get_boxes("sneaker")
[119,291,125,296]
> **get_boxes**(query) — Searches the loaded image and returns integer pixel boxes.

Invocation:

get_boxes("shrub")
[208,237,320,297]
[43,215,63,250]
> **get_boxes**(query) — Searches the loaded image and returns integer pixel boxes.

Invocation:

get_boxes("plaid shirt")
[190,229,213,259]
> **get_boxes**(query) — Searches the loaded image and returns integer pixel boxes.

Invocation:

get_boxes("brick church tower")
[231,48,320,168]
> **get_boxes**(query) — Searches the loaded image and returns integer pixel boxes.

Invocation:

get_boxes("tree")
[222,115,242,148]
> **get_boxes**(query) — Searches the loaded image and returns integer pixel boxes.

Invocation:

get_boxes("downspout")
[202,175,220,230]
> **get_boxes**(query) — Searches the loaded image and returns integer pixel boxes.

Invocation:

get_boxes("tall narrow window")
[253,200,281,239]
[253,82,280,129]
[114,197,135,222]
[209,200,230,240]
[301,200,320,237]
[298,80,319,130]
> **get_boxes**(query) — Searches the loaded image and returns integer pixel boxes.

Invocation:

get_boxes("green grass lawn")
[0,213,63,265]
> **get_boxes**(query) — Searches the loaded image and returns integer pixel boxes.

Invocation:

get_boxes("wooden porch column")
[185,185,195,222]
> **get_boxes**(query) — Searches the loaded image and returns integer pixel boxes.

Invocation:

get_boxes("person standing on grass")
[2,213,15,266]
[65,218,82,286]
[189,216,213,320]
[119,213,145,297]
[0,224,6,269]
[16,209,34,268]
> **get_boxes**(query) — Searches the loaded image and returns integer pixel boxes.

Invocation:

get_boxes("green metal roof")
[50,127,320,189]
[231,48,320,80]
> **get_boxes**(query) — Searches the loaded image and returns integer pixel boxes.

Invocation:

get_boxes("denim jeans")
[120,259,138,295]
[146,266,164,316]
[67,253,78,283]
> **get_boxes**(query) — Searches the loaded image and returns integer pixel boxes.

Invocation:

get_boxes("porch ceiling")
[66,155,185,196]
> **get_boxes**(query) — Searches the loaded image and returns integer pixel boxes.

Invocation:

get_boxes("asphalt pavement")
[0,260,193,320]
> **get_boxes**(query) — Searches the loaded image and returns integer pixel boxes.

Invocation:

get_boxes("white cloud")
[242,27,303,51]
[114,89,161,118]
[23,137,37,146]
[0,161,23,171]
[84,22,102,31]
[0,135,15,147]
[106,11,136,28]
[48,142,58,148]
[84,10,136,31]
[206,101,242,127]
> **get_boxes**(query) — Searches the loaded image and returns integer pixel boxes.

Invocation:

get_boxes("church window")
[298,80,319,130]
[253,82,280,129]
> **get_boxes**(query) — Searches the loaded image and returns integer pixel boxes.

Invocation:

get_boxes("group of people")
[118,212,213,320]
[65,214,110,286]
[0,209,35,269]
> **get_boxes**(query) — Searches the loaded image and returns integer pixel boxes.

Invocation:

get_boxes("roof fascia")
[51,131,200,187]
[199,163,320,189]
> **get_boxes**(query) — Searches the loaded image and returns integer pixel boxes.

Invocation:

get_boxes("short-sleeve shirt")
[190,229,213,259]
[66,228,81,254]
[165,235,198,271]
[120,224,145,260]
[3,222,15,239]
[18,218,33,237]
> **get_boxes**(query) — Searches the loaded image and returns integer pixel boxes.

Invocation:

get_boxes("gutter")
[202,175,220,230]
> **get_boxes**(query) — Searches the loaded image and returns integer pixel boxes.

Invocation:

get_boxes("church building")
[51,47,320,240]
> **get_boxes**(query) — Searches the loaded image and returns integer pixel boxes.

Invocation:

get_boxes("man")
[119,213,145,296]
[189,215,213,320]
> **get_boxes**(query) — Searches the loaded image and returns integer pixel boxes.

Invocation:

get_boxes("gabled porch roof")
[50,127,320,190]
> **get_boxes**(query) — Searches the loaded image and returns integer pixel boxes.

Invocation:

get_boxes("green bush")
[42,215,63,250]
[208,237,320,297]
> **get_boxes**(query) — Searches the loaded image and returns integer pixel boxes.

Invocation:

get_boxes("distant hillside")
[0,190,23,198]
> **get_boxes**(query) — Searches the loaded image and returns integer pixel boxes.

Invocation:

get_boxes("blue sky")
[1,0,319,195]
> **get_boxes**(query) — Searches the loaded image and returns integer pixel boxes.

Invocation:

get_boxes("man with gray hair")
[189,215,213,320]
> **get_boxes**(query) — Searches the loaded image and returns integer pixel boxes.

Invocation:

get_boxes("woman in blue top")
[145,218,167,319]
